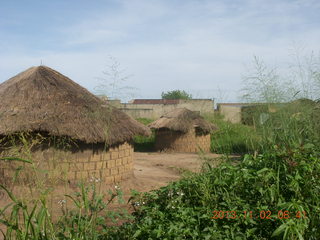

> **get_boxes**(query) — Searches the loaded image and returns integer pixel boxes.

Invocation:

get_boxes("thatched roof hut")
[148,108,217,133]
[0,66,150,184]
[0,66,150,145]
[148,108,217,152]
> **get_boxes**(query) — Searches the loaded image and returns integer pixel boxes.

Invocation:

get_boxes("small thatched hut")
[0,66,150,185]
[148,108,217,153]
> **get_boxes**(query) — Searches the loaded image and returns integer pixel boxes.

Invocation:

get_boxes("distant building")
[217,103,253,124]
[148,108,217,153]
[106,98,214,119]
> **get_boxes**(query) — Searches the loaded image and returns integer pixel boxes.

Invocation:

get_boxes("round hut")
[148,108,217,153]
[0,66,150,185]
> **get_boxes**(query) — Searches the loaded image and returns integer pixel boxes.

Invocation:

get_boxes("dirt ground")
[119,152,221,192]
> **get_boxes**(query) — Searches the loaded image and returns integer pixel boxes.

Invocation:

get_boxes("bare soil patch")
[119,152,222,192]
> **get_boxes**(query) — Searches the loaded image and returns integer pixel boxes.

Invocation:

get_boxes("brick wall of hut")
[0,141,133,185]
[155,128,211,153]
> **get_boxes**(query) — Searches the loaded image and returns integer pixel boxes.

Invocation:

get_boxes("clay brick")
[84,162,96,171]
[110,168,118,176]
[101,168,110,177]
[70,163,84,171]
[66,171,75,179]
[88,170,101,179]
[125,149,130,157]
[105,176,115,184]
[119,150,125,158]
[114,175,122,183]
[76,171,88,179]
[58,162,69,171]
[104,153,111,161]
[116,158,122,166]
[96,161,104,170]
[111,152,118,159]
[118,166,125,174]
[107,160,116,168]
[91,154,100,162]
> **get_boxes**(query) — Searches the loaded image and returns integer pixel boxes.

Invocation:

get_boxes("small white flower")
[114,185,120,189]
[180,192,185,196]
[58,199,66,206]
[90,176,101,183]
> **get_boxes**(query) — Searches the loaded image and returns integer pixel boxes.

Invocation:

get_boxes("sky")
[0,0,319,102]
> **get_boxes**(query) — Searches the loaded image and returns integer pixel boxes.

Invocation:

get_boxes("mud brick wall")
[155,128,211,153]
[0,141,134,185]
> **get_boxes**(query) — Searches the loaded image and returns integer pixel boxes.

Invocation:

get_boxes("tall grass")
[0,167,126,240]
[0,135,127,240]
[203,113,259,154]
[133,118,155,152]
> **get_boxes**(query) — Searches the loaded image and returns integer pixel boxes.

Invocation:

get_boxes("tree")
[161,90,192,100]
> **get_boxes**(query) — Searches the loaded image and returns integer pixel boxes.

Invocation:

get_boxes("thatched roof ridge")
[148,108,217,133]
[0,66,150,144]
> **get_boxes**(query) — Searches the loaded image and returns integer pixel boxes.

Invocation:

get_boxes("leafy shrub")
[108,145,320,239]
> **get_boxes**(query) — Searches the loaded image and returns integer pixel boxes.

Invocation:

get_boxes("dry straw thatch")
[0,66,150,145]
[148,108,217,133]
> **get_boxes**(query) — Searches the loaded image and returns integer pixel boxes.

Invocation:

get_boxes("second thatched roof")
[148,108,217,134]
[0,66,150,145]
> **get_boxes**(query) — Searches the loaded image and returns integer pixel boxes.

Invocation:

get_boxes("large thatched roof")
[148,108,217,133]
[0,66,150,145]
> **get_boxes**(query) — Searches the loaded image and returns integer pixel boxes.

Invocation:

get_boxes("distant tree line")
[161,90,192,100]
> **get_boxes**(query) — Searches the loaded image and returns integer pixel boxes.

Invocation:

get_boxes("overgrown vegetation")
[0,164,127,240]
[203,113,259,154]
[106,145,320,239]
[133,118,155,152]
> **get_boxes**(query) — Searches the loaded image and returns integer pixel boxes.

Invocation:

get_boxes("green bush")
[108,144,320,239]
[133,118,155,152]
[203,113,259,154]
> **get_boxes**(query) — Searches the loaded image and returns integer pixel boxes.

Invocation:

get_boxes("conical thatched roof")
[0,66,150,145]
[148,108,217,133]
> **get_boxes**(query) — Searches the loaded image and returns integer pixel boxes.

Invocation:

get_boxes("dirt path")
[118,152,221,192]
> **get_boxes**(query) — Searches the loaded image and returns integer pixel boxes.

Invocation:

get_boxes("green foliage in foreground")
[1,146,320,239]
[107,145,320,239]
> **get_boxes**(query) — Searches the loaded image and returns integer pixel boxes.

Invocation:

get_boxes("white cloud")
[1,0,320,102]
